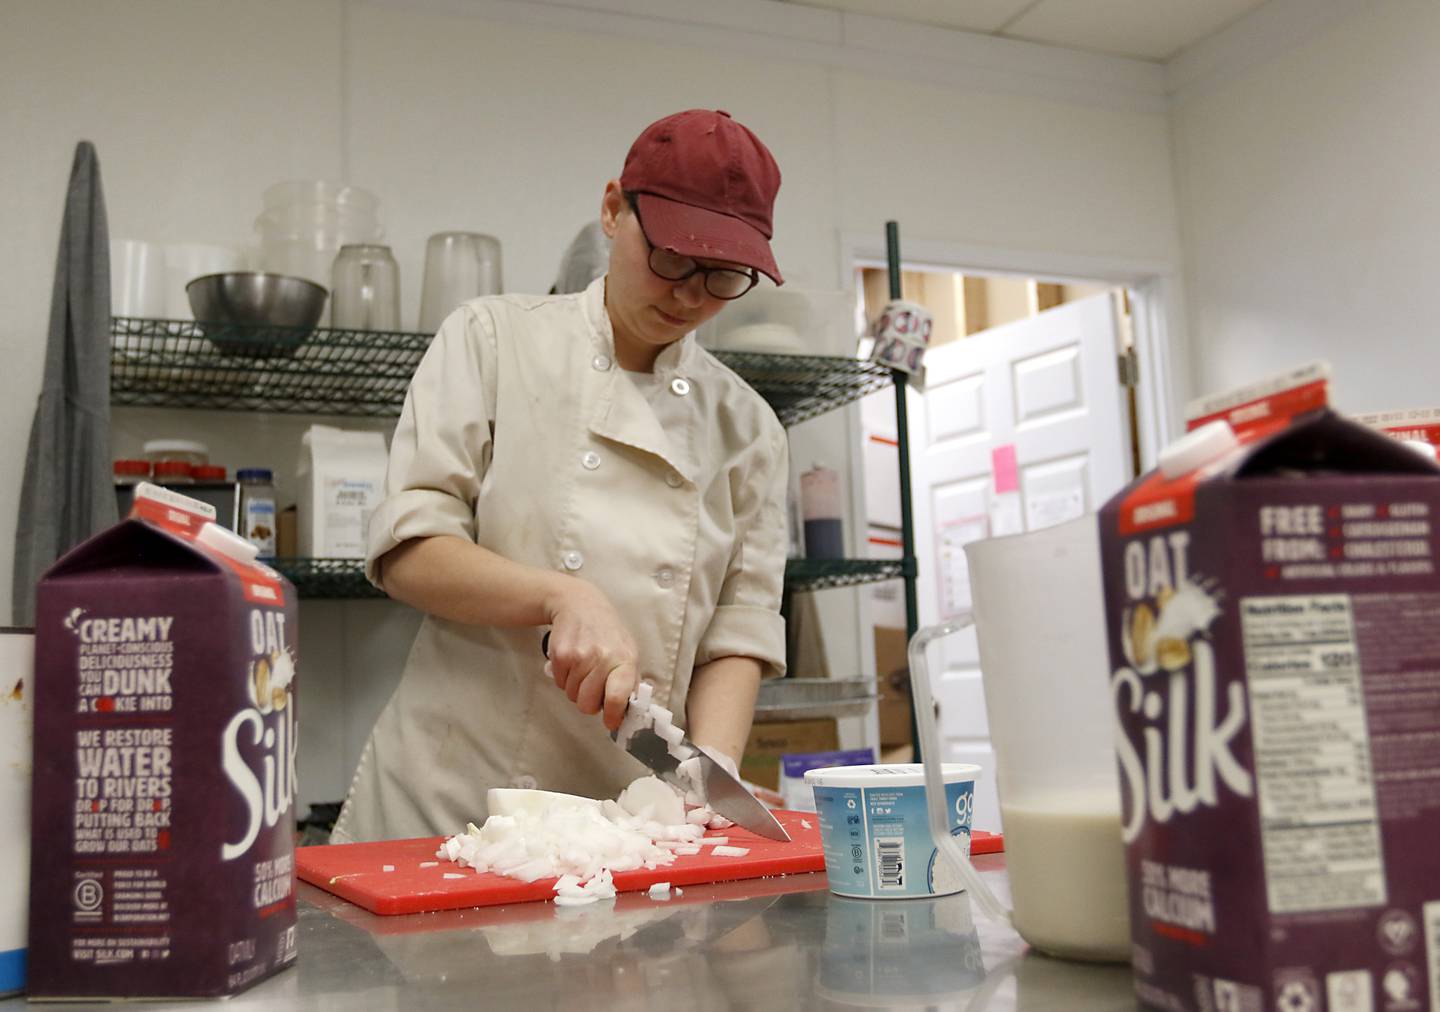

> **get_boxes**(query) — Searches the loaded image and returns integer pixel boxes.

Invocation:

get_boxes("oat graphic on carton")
[1121,576,1223,677]
[249,648,296,715]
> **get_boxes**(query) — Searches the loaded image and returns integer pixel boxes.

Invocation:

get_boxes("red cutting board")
[297,811,1004,916]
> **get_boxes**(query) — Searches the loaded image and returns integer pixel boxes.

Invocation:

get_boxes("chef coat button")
[511,774,538,790]
[665,471,683,488]
[592,354,612,371]
[670,377,691,397]
[582,450,602,470]
[655,566,675,588]
[562,550,584,571]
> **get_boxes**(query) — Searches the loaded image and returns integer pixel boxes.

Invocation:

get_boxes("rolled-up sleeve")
[365,304,498,588]
[695,420,790,679]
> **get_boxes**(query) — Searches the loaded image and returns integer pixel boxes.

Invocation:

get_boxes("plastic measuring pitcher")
[908,515,1131,962]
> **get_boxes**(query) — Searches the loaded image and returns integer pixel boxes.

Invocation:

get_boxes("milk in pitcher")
[959,516,1133,961]
[1002,792,1131,962]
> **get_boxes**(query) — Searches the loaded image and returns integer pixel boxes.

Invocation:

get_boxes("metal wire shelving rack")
[111,318,905,600]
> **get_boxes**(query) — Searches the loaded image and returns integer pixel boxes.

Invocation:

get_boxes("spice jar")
[800,462,845,559]
[193,464,228,483]
[237,468,278,558]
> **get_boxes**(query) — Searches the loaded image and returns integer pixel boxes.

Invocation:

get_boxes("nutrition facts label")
[1240,594,1386,914]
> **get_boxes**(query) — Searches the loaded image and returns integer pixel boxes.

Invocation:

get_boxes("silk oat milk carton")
[1100,366,1440,1012]
[28,483,298,999]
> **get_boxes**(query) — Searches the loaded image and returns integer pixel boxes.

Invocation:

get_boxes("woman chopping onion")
[332,110,790,842]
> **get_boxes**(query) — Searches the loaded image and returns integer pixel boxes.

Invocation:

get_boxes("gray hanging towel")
[12,141,116,625]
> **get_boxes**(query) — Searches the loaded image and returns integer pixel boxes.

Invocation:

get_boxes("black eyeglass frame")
[625,193,759,301]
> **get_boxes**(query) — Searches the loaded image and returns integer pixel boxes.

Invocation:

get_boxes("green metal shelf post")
[886,220,924,764]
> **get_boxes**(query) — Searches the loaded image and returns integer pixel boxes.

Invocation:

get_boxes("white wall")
[1171,0,1440,413]
[1,0,1180,809]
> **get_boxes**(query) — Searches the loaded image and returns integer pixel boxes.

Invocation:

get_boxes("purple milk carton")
[1101,369,1440,1012]
[28,484,298,999]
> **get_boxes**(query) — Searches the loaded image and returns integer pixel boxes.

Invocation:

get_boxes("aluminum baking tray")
[753,678,878,720]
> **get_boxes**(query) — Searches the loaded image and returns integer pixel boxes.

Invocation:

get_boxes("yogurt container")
[806,763,978,899]
[817,893,984,1006]
[1,629,34,997]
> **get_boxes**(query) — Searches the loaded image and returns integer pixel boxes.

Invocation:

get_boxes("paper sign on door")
[988,443,1025,538]
[1025,488,1085,531]
[937,517,988,619]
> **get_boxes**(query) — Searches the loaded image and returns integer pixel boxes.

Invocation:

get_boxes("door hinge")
[1117,348,1140,388]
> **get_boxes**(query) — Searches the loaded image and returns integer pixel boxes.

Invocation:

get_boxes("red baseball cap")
[620,109,783,286]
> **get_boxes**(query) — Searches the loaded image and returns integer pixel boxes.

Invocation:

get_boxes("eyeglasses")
[629,197,758,301]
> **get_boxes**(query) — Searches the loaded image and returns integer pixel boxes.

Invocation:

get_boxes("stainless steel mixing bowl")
[186,272,328,357]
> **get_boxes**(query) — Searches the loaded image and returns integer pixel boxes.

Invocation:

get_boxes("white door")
[908,293,1131,832]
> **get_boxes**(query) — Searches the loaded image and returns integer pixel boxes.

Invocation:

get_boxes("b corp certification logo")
[74,877,104,913]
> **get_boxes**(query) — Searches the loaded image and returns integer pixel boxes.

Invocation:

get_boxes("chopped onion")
[488,788,602,820]
[436,716,773,905]
[618,776,685,826]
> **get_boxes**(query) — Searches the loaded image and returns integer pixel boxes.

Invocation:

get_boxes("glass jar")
[193,464,228,483]
[143,439,209,469]
[153,461,194,485]
[113,459,150,518]
[237,468,278,558]
[112,459,150,487]
[331,244,400,331]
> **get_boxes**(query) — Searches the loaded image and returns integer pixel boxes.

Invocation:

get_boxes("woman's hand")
[543,580,640,731]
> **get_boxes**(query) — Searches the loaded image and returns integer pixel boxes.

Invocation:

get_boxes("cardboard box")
[1101,368,1440,1011]
[873,626,913,747]
[276,504,298,559]
[29,484,299,999]
[740,718,838,790]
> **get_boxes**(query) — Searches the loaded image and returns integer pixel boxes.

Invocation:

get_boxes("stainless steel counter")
[5,854,1137,1009]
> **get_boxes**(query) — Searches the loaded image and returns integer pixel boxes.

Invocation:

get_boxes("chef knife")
[542,632,790,842]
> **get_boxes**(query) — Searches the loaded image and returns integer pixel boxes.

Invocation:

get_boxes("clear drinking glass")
[330,244,400,331]
[418,232,502,333]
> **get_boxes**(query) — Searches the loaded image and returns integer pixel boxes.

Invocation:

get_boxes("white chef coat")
[331,276,789,843]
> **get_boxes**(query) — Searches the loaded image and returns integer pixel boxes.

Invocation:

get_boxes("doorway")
[852,254,1178,833]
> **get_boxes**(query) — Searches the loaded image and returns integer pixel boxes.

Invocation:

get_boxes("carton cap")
[1402,439,1438,462]
[197,521,260,565]
[1160,419,1238,480]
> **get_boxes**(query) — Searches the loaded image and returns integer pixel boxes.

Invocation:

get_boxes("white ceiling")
[781,0,1271,62]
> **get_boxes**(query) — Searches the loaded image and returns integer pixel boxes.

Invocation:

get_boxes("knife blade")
[541,632,790,842]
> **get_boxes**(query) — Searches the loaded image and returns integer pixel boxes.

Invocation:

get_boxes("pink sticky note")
[992,444,1019,494]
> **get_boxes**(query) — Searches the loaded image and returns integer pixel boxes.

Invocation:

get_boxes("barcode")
[879,911,908,941]
[877,836,905,890]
